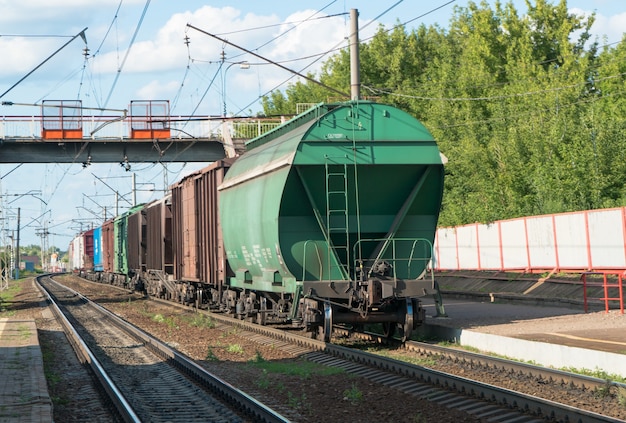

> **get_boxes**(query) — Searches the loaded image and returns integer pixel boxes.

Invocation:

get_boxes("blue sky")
[0,0,624,249]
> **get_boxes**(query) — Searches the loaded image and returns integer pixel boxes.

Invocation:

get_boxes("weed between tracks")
[342,383,363,404]
[245,351,348,415]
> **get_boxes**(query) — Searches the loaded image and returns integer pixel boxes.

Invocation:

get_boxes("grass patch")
[255,369,270,389]
[287,391,310,412]
[17,324,31,340]
[248,356,344,378]
[412,412,424,423]
[342,383,363,404]
[561,367,626,384]
[40,343,61,387]
[152,313,165,323]
[151,313,178,329]
[184,313,216,329]
[227,343,244,354]
[223,327,240,337]
[205,347,220,361]
[0,280,21,315]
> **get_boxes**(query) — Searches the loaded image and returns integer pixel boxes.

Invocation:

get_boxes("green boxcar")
[113,205,144,286]
[219,101,445,338]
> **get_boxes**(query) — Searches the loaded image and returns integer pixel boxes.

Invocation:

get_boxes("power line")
[247,1,341,55]
[362,71,626,103]
[102,0,151,109]
[0,28,88,100]
[0,34,74,38]
[216,11,347,36]
[232,2,413,115]
[187,23,350,99]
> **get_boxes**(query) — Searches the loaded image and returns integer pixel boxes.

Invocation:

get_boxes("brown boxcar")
[83,229,95,271]
[144,196,173,274]
[101,219,115,273]
[170,159,234,286]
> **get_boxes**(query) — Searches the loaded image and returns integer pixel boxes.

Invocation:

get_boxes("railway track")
[62,274,625,422]
[403,339,626,392]
[36,275,288,423]
[141,296,625,422]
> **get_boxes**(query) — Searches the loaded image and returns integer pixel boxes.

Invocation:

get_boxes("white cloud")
[268,10,347,62]
[570,7,626,45]
[593,11,626,44]
[136,79,180,100]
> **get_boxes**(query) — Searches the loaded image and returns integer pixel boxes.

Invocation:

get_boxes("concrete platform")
[420,298,626,377]
[0,318,52,423]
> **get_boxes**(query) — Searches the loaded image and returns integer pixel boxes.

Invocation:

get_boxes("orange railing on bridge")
[1,99,285,142]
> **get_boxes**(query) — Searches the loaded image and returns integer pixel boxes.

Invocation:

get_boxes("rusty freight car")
[168,159,235,307]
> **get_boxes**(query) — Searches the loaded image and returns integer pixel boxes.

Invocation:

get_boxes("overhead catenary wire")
[216,11,346,36]
[0,28,88,100]
[187,24,350,99]
[232,1,410,115]
[362,72,626,102]
[102,0,151,110]
[245,1,341,55]
[84,0,124,109]
[179,1,348,113]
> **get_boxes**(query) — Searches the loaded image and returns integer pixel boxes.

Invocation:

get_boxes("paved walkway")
[0,318,52,423]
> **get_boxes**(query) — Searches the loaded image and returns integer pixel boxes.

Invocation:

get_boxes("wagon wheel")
[256,297,267,325]
[318,302,333,342]
[382,322,396,338]
[402,297,414,342]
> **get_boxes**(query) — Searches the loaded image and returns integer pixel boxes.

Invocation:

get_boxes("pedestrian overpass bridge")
[0,100,285,164]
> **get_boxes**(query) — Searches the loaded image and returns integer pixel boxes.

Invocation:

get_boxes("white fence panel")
[477,223,501,269]
[588,209,626,269]
[554,213,588,269]
[526,216,556,269]
[435,207,626,273]
[434,228,459,269]
[499,219,528,269]
[456,225,479,269]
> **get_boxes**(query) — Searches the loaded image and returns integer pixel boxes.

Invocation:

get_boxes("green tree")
[260,0,624,227]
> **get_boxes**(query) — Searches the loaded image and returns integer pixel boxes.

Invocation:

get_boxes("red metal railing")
[581,271,624,314]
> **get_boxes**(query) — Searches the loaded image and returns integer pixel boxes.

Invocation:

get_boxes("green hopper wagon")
[219,101,445,340]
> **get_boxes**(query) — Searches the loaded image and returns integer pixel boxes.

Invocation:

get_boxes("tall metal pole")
[132,173,137,206]
[350,9,361,101]
[15,207,20,280]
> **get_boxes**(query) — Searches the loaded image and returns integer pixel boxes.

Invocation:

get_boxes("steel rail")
[405,339,626,391]
[35,275,140,423]
[48,276,289,423]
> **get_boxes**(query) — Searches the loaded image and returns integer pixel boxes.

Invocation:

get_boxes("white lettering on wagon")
[325,133,346,139]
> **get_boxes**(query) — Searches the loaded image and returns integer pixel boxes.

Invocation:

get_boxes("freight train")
[69,101,446,341]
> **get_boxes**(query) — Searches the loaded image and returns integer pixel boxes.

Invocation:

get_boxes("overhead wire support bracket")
[0,27,88,100]
[186,23,350,99]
